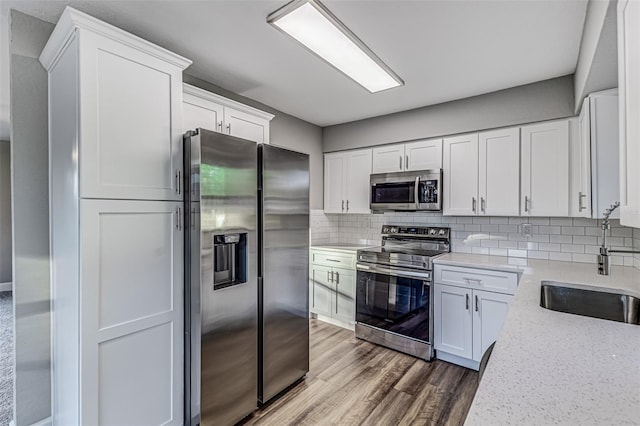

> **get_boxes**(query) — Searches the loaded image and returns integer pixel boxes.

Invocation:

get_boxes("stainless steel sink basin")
[540,282,640,324]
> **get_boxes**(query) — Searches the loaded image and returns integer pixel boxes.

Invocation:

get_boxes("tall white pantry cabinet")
[40,7,191,425]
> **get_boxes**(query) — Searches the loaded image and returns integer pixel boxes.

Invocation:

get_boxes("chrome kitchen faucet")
[597,202,640,275]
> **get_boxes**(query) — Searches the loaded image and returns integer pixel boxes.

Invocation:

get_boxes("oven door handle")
[356,263,431,281]
[414,176,420,210]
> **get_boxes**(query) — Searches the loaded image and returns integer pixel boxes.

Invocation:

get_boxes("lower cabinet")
[434,264,517,370]
[310,249,357,329]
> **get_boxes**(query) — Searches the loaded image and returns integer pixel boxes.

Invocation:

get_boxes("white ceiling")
[0,0,588,139]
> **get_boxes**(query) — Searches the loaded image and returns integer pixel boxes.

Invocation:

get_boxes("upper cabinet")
[520,120,571,217]
[324,149,372,214]
[573,90,619,219]
[479,128,520,216]
[40,8,192,202]
[617,0,640,228]
[443,133,479,215]
[443,128,520,216]
[372,139,442,174]
[183,83,274,144]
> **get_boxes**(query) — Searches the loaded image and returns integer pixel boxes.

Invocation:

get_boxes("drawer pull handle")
[326,259,339,262]
[463,277,482,284]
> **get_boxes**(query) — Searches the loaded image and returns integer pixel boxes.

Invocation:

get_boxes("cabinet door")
[372,144,404,174]
[618,0,640,228]
[479,128,520,216]
[405,139,443,171]
[333,267,356,323]
[345,149,372,214]
[224,106,270,143]
[434,284,473,359]
[183,92,224,134]
[472,289,512,361]
[324,153,346,213]
[310,264,333,317]
[443,133,479,216]
[573,102,592,217]
[79,32,183,201]
[80,199,183,425]
[521,120,570,216]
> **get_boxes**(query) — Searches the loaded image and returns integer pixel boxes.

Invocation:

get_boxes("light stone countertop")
[310,242,376,253]
[432,253,640,425]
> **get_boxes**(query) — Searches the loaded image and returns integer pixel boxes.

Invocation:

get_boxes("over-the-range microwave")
[370,169,442,212]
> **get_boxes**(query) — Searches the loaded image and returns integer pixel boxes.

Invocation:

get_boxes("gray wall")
[10,10,53,426]
[323,75,575,152]
[183,75,324,209]
[0,140,11,284]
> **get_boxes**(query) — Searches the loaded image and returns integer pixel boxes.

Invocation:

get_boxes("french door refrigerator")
[184,128,309,425]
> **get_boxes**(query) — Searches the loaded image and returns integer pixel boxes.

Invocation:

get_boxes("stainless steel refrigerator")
[184,128,309,426]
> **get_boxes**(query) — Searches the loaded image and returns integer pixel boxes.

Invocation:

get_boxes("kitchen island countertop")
[432,253,640,425]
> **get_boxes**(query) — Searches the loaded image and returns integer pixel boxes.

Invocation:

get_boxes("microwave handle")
[414,176,420,209]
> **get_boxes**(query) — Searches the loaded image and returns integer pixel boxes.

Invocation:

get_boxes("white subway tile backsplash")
[527,251,550,260]
[508,249,527,258]
[549,252,572,262]
[549,234,572,244]
[572,236,597,245]
[560,226,585,236]
[550,218,572,226]
[539,226,561,234]
[309,209,640,270]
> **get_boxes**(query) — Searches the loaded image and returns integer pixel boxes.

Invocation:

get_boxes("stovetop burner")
[357,225,451,271]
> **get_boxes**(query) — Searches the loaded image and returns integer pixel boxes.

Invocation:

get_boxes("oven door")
[355,263,432,343]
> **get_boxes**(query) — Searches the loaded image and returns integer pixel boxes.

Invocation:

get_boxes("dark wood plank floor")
[244,319,479,426]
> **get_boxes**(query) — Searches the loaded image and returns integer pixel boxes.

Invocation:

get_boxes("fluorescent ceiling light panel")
[268,0,403,93]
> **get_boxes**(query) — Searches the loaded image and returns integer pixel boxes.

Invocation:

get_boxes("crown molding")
[39,6,192,71]
[183,83,275,122]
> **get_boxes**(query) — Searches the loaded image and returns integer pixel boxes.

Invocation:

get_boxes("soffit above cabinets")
[2,0,587,132]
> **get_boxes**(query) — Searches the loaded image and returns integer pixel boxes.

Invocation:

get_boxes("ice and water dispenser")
[213,233,247,290]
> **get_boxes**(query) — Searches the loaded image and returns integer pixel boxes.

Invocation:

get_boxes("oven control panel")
[381,225,450,239]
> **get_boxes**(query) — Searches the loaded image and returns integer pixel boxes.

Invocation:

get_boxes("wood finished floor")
[243,319,479,426]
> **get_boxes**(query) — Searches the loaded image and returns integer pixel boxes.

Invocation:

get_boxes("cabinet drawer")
[434,265,518,295]
[311,250,356,269]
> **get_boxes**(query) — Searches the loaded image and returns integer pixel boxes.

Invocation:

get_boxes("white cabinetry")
[434,264,517,370]
[40,7,190,425]
[479,128,521,216]
[444,129,519,216]
[183,83,274,144]
[521,119,571,216]
[617,0,640,228]
[309,249,357,329]
[573,90,619,218]
[324,149,372,214]
[372,139,442,173]
[372,144,404,173]
[443,133,479,215]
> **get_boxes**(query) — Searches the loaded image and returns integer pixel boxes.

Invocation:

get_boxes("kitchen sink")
[540,281,640,325]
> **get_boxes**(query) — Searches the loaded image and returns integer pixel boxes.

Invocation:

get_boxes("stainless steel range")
[355,225,450,361]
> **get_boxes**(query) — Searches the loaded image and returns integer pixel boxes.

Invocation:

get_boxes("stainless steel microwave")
[370,169,442,212]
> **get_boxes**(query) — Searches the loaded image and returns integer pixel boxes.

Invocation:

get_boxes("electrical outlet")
[521,223,532,237]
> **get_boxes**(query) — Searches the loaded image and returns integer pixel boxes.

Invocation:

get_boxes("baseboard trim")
[0,282,11,292]
[436,350,480,371]
[29,416,52,426]
[311,313,355,331]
